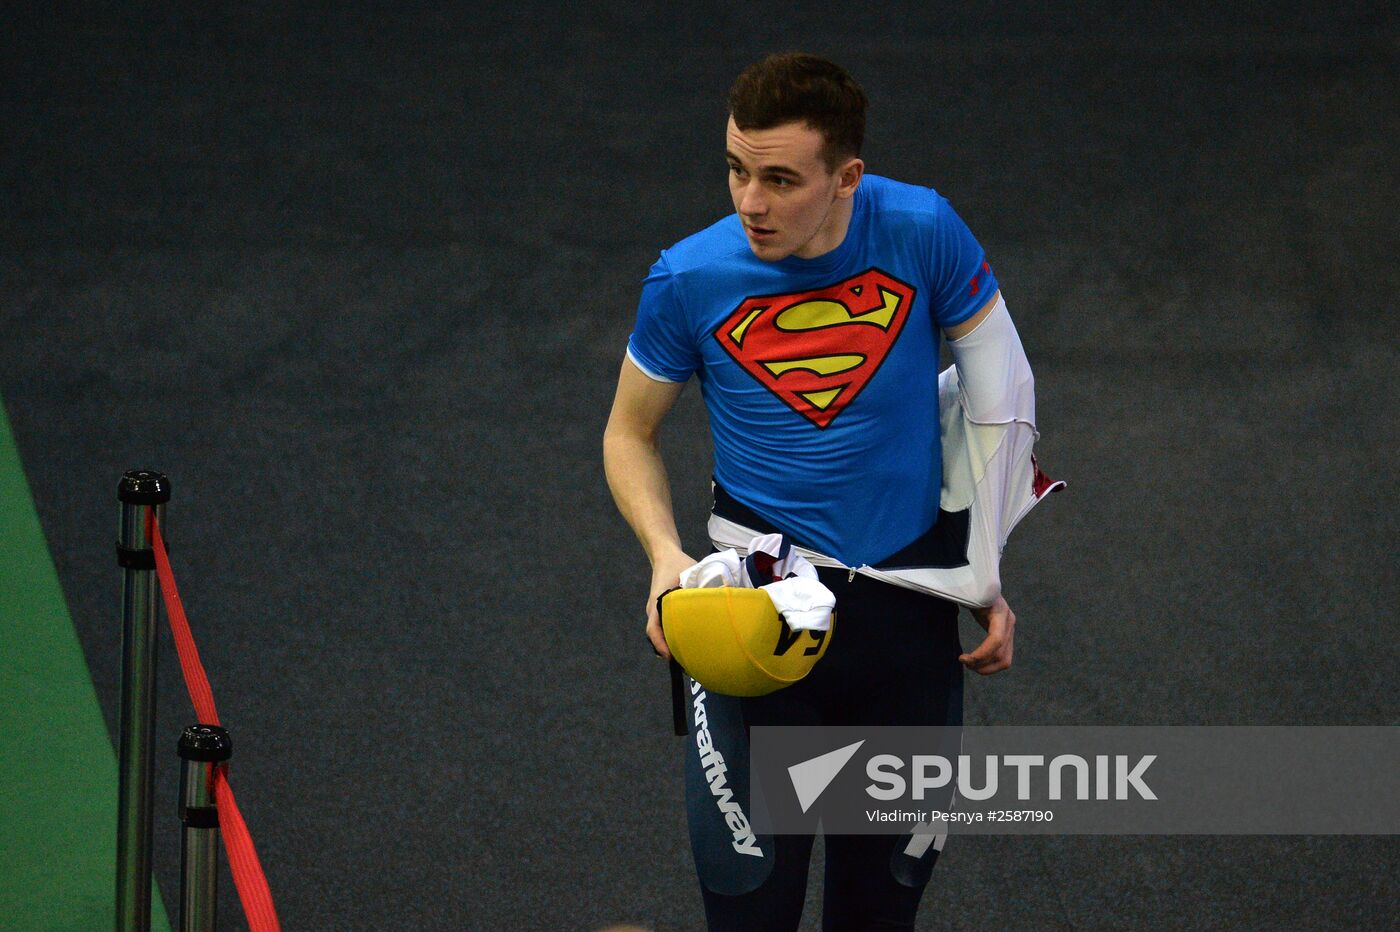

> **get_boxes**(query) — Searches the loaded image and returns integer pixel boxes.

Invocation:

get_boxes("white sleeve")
[946,293,1034,425]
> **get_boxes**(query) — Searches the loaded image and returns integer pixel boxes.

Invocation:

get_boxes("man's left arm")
[944,288,1025,675]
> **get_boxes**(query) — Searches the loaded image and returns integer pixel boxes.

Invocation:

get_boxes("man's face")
[726,116,860,262]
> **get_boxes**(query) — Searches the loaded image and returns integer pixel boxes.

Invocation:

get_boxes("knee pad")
[682,676,774,895]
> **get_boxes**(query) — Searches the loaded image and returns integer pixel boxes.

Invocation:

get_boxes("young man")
[604,53,1026,930]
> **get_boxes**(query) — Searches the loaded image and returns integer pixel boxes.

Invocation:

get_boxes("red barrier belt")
[212,771,280,931]
[149,513,282,932]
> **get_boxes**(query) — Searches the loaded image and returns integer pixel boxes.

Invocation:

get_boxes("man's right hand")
[646,549,696,660]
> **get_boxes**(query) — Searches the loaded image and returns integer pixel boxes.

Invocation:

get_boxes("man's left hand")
[959,595,1015,675]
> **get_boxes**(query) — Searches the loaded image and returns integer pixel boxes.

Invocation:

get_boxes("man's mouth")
[747,225,776,239]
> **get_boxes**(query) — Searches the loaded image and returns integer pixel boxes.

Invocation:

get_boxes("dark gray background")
[3,2,1397,929]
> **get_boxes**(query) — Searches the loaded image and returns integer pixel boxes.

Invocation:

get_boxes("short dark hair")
[727,53,866,171]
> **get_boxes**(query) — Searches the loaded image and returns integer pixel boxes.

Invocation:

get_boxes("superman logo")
[714,268,915,428]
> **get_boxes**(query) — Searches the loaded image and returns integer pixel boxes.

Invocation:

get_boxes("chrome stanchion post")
[116,470,169,932]
[178,725,231,932]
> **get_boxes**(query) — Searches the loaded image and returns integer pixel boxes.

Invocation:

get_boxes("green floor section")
[0,398,170,930]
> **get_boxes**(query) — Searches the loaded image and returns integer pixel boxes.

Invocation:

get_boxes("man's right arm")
[603,356,696,660]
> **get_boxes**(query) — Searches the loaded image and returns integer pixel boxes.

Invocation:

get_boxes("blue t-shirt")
[627,174,998,567]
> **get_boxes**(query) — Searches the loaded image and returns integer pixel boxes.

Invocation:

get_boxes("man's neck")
[793,195,854,260]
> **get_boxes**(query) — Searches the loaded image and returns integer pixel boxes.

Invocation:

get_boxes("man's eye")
[771,176,792,188]
[729,165,745,176]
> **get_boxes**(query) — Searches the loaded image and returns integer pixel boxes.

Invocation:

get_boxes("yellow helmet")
[659,587,834,697]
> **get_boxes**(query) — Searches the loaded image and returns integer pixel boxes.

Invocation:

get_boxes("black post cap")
[177,724,232,762]
[118,470,171,505]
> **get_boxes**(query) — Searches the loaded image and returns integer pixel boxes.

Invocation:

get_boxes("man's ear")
[837,158,864,198]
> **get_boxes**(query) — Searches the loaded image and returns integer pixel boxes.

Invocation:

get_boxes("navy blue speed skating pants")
[682,564,964,931]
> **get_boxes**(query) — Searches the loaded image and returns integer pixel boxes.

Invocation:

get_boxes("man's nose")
[739,180,767,217]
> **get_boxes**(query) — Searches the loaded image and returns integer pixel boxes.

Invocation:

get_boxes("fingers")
[958,634,1011,674]
[646,605,672,661]
[644,552,693,662]
[959,603,1015,675]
